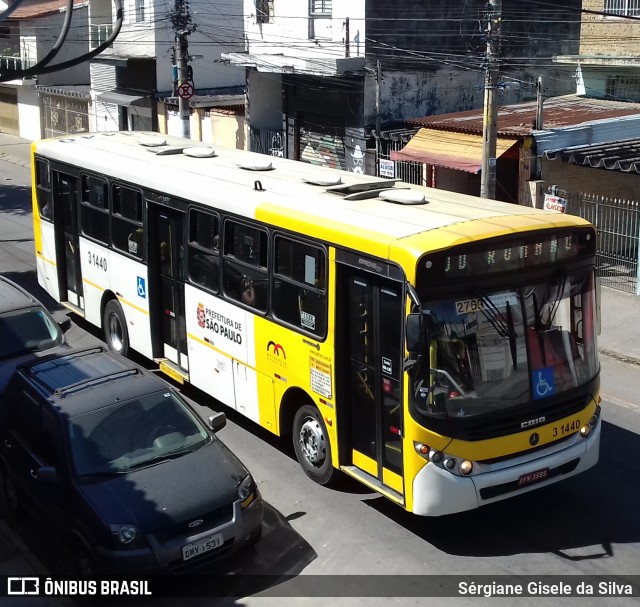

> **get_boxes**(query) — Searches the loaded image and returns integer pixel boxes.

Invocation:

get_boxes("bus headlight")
[459,460,473,475]
[430,450,444,464]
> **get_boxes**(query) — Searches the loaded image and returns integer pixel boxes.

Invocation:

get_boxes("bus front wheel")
[292,405,338,486]
[102,299,129,357]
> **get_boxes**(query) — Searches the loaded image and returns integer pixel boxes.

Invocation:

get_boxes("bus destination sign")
[424,229,595,281]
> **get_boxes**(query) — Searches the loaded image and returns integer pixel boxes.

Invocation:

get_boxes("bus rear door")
[51,170,84,311]
[148,203,188,377]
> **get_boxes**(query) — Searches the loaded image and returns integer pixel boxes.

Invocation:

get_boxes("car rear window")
[0,308,62,358]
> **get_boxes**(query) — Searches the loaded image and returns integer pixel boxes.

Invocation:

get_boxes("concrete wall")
[580,0,640,55]
[16,84,39,139]
[242,0,365,59]
[248,71,282,130]
[541,158,640,200]
[28,8,90,86]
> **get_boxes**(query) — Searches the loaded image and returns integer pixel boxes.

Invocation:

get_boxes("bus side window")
[187,209,219,293]
[272,236,326,336]
[35,158,52,221]
[223,220,268,312]
[80,175,109,244]
[112,185,144,260]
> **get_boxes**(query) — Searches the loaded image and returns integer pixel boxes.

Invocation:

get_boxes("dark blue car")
[0,346,263,575]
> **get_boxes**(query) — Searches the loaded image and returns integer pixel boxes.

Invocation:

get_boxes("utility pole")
[171,0,195,139]
[480,0,502,200]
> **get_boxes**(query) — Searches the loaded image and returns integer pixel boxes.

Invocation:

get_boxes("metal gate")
[569,192,640,294]
[0,87,19,135]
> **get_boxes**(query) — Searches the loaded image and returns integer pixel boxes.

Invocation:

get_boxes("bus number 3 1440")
[88,252,108,271]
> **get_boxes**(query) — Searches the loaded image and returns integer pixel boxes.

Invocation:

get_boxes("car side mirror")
[37,466,58,483]
[59,318,72,333]
[208,412,227,433]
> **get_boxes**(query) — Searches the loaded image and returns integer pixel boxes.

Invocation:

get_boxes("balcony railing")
[0,55,36,73]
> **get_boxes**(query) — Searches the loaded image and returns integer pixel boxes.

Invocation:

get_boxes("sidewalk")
[597,286,640,365]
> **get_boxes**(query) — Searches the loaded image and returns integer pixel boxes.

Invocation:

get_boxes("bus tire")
[102,299,129,357]
[292,404,338,486]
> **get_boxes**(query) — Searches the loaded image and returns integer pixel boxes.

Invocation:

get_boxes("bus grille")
[457,394,590,442]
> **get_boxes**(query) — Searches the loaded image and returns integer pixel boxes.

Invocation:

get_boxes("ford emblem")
[188,519,204,529]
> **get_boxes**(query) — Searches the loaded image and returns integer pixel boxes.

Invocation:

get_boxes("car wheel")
[75,542,100,579]
[292,404,338,486]
[2,469,22,518]
[102,299,129,357]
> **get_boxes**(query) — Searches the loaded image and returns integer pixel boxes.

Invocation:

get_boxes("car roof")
[19,347,170,417]
[0,276,38,314]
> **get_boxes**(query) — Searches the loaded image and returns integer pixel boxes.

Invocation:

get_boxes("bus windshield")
[410,268,599,419]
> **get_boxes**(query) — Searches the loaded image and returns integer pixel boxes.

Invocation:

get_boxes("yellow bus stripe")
[81,278,149,316]
[35,251,56,267]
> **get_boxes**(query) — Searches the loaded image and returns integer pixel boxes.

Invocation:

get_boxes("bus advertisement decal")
[310,354,332,399]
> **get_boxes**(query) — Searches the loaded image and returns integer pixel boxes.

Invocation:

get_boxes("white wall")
[17,84,40,139]
[242,0,366,60]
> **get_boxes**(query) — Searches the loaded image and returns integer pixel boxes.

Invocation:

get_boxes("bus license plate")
[517,468,549,487]
[182,533,223,561]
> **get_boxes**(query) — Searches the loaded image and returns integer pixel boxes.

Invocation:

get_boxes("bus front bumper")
[412,420,601,517]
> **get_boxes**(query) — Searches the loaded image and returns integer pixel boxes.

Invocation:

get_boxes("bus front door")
[52,171,84,310]
[339,268,404,498]
[149,205,188,373]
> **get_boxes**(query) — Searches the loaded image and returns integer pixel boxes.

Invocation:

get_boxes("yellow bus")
[31,132,601,516]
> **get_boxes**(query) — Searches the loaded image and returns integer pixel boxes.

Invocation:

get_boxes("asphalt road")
[1,158,639,607]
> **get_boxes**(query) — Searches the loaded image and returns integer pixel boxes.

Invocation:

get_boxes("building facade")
[225,0,583,174]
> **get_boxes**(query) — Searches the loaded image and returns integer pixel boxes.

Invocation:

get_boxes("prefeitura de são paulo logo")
[197,302,206,328]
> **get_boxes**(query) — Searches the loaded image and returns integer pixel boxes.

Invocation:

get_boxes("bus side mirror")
[406,313,422,354]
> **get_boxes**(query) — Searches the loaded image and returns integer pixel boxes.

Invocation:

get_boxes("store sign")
[379,159,395,179]
[543,194,568,214]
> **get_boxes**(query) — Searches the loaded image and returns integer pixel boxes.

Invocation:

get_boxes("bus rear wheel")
[102,299,129,357]
[292,405,338,486]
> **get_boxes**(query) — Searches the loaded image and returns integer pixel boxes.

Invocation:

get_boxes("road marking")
[601,392,640,411]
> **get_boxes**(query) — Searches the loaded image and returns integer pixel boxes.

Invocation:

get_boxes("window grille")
[604,0,640,16]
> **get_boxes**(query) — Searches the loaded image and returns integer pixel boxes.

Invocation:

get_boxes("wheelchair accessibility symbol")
[137,276,146,298]
[533,367,555,400]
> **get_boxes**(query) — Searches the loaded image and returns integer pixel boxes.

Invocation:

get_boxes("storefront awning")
[390,128,519,174]
[97,91,147,107]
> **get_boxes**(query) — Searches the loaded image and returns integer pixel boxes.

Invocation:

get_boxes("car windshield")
[0,308,62,358]
[409,268,599,419]
[68,390,210,476]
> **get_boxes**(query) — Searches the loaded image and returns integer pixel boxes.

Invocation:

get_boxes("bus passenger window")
[35,159,52,221]
[272,235,326,336]
[112,185,144,260]
[222,220,268,312]
[188,209,219,293]
[80,175,109,244]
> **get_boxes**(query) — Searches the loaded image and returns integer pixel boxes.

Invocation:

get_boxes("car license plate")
[182,533,223,561]
[517,468,549,487]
